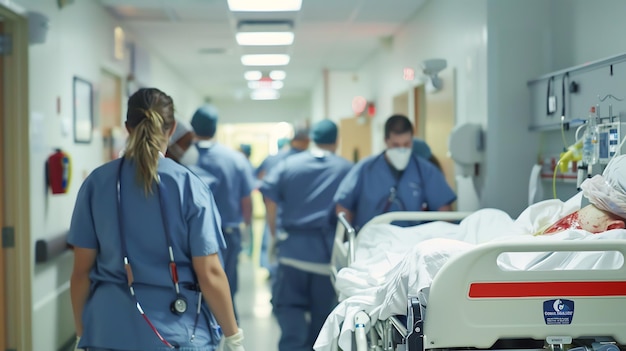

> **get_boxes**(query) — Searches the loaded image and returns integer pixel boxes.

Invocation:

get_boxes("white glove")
[74,336,84,351]
[223,328,245,351]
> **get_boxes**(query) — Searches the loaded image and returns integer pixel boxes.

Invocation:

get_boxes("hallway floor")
[233,254,281,350]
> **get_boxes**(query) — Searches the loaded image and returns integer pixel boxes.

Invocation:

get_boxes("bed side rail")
[424,239,626,349]
[363,211,474,228]
[330,212,357,287]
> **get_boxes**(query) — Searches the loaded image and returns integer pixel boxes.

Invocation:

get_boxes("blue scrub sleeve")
[259,161,284,203]
[186,176,225,256]
[333,161,364,211]
[67,178,98,249]
[421,161,457,210]
[239,158,255,199]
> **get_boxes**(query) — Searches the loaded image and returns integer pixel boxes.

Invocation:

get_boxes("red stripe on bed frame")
[468,281,626,298]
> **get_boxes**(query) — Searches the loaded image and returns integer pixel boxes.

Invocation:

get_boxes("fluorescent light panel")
[251,89,280,100]
[241,54,290,66]
[236,32,294,46]
[244,71,262,80]
[270,70,286,80]
[228,0,302,12]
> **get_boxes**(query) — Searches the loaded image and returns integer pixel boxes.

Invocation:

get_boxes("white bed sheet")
[315,193,626,351]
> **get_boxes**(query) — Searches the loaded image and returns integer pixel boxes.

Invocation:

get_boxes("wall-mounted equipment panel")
[528,53,626,131]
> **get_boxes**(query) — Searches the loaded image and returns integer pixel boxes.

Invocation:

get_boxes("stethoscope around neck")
[372,151,425,213]
[116,157,201,348]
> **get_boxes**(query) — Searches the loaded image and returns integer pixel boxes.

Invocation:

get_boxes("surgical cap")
[580,155,626,219]
[169,119,193,146]
[240,143,251,157]
[190,104,219,137]
[412,138,432,159]
[277,138,289,149]
[311,119,338,144]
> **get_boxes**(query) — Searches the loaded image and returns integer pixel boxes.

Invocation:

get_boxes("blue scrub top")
[187,164,219,192]
[334,152,456,231]
[260,151,352,263]
[196,142,255,228]
[254,147,302,178]
[67,157,225,350]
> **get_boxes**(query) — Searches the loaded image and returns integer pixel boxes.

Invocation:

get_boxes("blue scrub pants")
[260,224,277,277]
[272,264,337,351]
[222,226,242,317]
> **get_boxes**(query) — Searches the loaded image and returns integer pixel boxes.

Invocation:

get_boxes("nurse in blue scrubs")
[68,88,245,351]
[334,114,456,231]
[190,104,255,316]
[260,119,352,351]
[255,128,310,275]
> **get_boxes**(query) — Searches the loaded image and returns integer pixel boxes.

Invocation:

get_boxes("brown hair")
[124,88,175,194]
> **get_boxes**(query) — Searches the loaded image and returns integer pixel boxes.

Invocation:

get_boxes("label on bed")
[543,299,575,325]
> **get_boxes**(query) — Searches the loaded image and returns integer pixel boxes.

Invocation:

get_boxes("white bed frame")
[422,239,626,349]
[330,212,626,351]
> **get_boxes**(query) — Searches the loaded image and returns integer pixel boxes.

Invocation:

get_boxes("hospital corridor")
[3,0,626,351]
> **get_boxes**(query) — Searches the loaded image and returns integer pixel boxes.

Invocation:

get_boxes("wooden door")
[423,70,456,192]
[339,116,371,163]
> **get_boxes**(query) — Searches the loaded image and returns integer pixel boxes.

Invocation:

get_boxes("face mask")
[179,144,199,166]
[385,147,412,171]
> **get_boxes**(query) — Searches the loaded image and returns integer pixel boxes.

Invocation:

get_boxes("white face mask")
[179,144,199,166]
[385,147,412,171]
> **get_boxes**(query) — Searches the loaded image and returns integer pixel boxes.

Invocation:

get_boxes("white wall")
[13,1,204,349]
[483,0,553,216]
[552,0,626,71]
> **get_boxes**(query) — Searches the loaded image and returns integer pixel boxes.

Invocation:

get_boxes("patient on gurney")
[315,155,626,351]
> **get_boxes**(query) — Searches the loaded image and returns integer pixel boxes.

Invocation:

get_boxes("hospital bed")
[325,212,626,351]
[330,211,473,287]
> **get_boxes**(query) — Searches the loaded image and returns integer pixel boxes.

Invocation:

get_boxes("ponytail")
[125,109,167,195]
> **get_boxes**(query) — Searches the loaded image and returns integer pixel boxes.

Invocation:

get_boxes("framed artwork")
[73,76,93,144]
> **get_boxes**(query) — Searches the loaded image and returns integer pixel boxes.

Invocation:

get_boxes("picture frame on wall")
[73,76,93,144]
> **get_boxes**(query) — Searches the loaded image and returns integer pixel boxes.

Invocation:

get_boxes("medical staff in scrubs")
[190,104,255,315]
[260,119,352,351]
[166,118,198,166]
[68,88,244,351]
[412,137,443,171]
[334,114,456,231]
[256,127,310,274]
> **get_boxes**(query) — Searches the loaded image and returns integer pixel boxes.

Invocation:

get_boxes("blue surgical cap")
[412,138,432,159]
[311,119,338,144]
[191,104,219,137]
[240,143,251,157]
[277,138,289,149]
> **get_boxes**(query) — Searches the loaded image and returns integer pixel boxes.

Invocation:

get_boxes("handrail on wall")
[35,231,70,263]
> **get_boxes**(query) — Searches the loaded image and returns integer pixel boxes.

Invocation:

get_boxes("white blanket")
[314,194,626,351]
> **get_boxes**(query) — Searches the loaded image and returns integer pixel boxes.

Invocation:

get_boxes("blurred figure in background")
[260,119,352,351]
[165,118,198,166]
[191,104,255,318]
[256,127,310,277]
[412,137,442,171]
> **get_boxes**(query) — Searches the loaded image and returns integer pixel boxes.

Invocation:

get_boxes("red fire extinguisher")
[47,149,72,194]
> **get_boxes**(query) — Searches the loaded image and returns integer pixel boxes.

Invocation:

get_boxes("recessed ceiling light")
[251,89,280,100]
[244,71,262,80]
[236,32,294,46]
[241,54,290,66]
[269,70,286,80]
[228,0,302,12]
